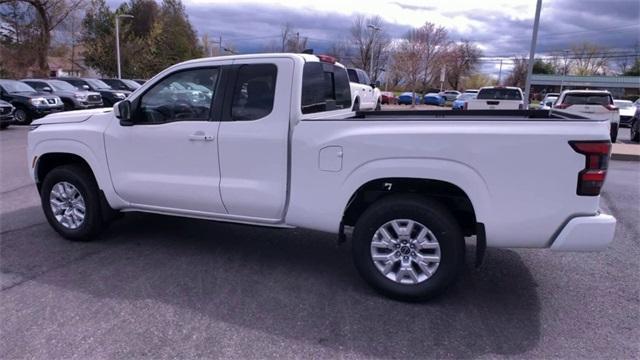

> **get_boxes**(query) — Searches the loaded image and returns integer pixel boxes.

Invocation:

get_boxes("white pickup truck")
[28,53,616,301]
[465,86,524,110]
[347,67,381,111]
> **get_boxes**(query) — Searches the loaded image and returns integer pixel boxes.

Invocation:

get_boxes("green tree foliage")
[81,0,203,78]
[532,59,556,74]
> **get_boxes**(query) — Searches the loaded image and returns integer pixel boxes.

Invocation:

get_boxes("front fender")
[29,138,127,209]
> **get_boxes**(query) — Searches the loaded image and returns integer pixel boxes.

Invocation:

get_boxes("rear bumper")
[550,213,616,252]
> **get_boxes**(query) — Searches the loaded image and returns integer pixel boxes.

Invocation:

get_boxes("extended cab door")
[216,59,293,221]
[104,66,227,214]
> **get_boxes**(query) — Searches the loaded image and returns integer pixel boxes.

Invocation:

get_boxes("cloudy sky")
[111,0,640,75]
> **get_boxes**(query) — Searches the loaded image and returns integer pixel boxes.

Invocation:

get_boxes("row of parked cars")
[0,77,146,128]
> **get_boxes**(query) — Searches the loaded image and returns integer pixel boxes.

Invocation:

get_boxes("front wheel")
[13,107,30,125]
[352,195,465,301]
[40,164,104,241]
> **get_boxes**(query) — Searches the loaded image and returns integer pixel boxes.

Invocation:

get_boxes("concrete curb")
[611,153,640,162]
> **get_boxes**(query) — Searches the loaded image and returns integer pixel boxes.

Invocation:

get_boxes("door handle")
[189,132,214,141]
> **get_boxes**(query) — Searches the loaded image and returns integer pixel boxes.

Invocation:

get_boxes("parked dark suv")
[22,79,103,110]
[0,99,15,130]
[0,80,64,124]
[100,78,141,92]
[56,77,130,107]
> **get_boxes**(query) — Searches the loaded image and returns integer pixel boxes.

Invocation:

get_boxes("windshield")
[122,79,141,89]
[563,93,613,105]
[85,79,112,90]
[477,88,522,100]
[0,80,35,93]
[614,100,633,108]
[457,93,476,101]
[48,80,78,91]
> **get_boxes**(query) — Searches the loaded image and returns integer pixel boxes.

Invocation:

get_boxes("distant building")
[531,74,640,99]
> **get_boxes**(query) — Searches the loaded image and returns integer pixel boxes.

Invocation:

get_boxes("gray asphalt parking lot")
[1,126,638,359]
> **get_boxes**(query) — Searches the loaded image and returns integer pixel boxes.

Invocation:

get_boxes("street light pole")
[367,24,381,81]
[523,0,542,109]
[115,14,134,79]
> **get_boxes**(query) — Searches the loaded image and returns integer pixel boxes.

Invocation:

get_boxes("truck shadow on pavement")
[1,209,541,358]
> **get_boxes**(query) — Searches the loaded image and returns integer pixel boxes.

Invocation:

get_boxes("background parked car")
[0,99,14,130]
[463,89,479,94]
[380,91,397,105]
[21,79,103,110]
[553,90,619,142]
[423,93,446,106]
[614,99,635,127]
[631,106,640,143]
[540,96,558,110]
[101,78,141,92]
[0,79,63,124]
[452,92,476,110]
[56,77,130,107]
[439,90,461,102]
[397,92,421,105]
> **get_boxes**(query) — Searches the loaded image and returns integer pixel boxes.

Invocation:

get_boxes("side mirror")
[114,100,133,126]
[546,102,553,107]
[375,80,381,88]
[82,85,90,90]
[42,86,53,93]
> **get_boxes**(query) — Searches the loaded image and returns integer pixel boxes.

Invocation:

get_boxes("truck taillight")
[317,55,336,64]
[569,141,611,196]
[463,102,468,110]
[554,103,571,109]
[603,104,618,111]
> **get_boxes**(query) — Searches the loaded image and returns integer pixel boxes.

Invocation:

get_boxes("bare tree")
[412,22,450,90]
[326,40,351,63]
[570,42,609,76]
[506,56,528,88]
[444,40,482,90]
[2,0,86,76]
[280,22,291,52]
[391,38,423,106]
[349,15,390,81]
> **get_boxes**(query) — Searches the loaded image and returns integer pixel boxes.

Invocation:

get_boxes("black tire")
[352,98,360,111]
[0,123,8,130]
[352,195,465,301]
[62,100,75,111]
[610,123,618,143]
[13,106,30,125]
[631,120,639,143]
[40,164,104,241]
[375,98,382,111]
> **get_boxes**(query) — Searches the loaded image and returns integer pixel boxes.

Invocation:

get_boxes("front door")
[104,66,227,215]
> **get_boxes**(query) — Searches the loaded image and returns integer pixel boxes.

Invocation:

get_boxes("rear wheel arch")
[342,177,479,237]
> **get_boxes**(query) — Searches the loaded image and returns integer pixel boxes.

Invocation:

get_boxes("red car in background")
[381,91,397,105]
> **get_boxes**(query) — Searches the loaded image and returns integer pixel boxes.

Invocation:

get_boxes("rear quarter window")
[302,62,351,114]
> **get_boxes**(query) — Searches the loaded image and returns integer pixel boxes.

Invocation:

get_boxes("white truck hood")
[32,108,112,125]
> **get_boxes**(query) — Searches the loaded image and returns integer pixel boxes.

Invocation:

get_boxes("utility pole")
[559,50,569,94]
[209,36,222,57]
[367,24,381,81]
[497,59,503,85]
[523,0,542,109]
[296,32,300,52]
[115,14,134,79]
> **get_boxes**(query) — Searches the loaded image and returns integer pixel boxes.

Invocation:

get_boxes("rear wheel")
[375,99,382,111]
[353,98,360,111]
[40,164,104,241]
[631,119,640,143]
[610,123,619,143]
[352,195,465,301]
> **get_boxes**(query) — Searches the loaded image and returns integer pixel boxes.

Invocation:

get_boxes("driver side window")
[138,68,219,124]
